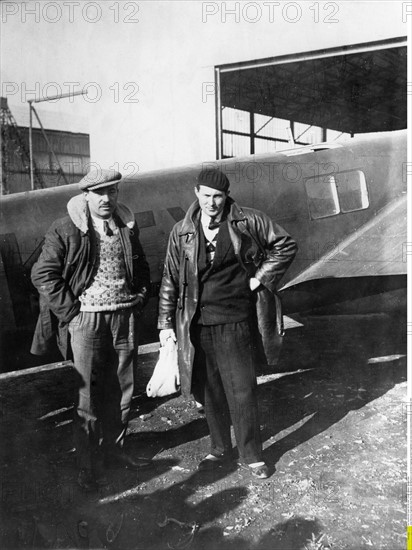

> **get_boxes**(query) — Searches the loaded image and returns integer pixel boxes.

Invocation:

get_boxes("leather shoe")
[198,453,233,471]
[251,464,269,479]
[240,462,270,480]
[77,469,98,492]
[105,450,153,471]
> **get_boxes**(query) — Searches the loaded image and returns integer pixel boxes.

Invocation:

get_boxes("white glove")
[159,328,177,347]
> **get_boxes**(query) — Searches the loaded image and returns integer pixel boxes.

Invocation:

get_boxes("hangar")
[215,36,407,158]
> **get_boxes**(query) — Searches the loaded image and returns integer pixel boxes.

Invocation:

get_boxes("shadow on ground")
[0,313,406,549]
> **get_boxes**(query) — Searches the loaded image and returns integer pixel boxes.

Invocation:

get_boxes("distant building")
[0,97,90,194]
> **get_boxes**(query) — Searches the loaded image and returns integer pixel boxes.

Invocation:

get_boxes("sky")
[0,1,409,174]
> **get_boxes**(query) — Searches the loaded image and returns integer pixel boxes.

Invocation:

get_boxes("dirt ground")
[0,313,407,550]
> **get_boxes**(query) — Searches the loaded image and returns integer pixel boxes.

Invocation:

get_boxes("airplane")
[0,129,407,371]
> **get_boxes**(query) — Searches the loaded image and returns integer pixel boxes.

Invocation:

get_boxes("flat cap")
[79,168,122,191]
[197,167,230,193]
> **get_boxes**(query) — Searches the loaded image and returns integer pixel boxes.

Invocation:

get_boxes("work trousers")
[68,308,138,470]
[191,321,263,464]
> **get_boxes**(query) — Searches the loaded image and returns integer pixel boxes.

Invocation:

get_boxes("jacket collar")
[67,194,135,234]
[179,197,246,236]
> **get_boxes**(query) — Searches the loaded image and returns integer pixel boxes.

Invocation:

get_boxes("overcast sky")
[0,1,408,174]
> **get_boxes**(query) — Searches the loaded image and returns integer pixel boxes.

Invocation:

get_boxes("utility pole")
[0,97,44,194]
[28,89,87,191]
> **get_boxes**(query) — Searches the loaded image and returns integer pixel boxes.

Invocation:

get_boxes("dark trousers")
[191,321,263,464]
[68,309,138,470]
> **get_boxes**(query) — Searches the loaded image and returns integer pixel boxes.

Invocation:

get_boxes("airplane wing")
[281,194,407,290]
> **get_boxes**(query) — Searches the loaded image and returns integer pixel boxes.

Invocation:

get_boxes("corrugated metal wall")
[4,127,90,193]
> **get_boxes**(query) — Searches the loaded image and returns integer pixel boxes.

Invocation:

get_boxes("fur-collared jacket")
[157,197,297,397]
[31,194,150,358]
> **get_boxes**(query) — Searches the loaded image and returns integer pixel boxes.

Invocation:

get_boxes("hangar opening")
[215,36,407,159]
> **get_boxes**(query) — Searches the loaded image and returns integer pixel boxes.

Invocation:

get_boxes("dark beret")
[197,167,230,193]
[79,169,122,191]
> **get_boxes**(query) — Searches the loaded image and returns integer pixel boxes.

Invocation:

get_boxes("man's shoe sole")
[198,454,233,471]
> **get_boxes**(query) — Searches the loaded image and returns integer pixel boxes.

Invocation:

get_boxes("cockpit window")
[305,170,368,219]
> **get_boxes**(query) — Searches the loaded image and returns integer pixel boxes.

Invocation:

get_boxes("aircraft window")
[335,170,369,213]
[305,175,340,219]
[134,211,155,228]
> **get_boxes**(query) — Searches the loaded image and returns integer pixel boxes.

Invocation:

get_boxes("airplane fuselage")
[0,130,407,364]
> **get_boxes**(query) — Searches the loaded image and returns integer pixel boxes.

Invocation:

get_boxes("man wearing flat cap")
[31,168,151,491]
[158,167,297,479]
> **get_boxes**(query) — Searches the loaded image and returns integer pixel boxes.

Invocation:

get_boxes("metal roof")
[217,37,407,134]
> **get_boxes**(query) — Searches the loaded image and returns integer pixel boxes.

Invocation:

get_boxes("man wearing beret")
[158,167,297,479]
[31,169,152,491]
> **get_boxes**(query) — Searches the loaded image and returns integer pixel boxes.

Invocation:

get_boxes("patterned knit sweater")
[80,228,139,312]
